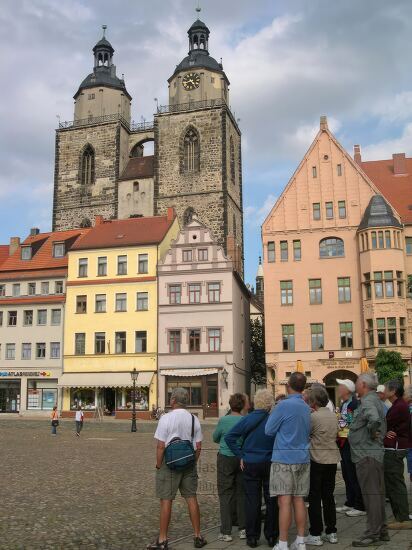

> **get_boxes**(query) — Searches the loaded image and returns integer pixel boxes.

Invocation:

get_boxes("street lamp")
[221,368,229,386]
[131,368,138,432]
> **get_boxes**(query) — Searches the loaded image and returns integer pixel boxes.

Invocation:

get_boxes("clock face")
[182,72,200,91]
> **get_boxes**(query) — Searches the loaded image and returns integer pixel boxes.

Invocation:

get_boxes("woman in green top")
[213,393,246,542]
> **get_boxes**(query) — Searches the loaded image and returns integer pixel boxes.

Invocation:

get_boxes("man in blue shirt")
[265,372,311,550]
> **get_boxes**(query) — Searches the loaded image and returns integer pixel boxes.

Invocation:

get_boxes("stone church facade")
[52,19,244,274]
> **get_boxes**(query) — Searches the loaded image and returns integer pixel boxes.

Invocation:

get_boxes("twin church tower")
[52,17,244,273]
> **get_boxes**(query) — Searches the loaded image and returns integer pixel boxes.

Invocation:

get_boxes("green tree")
[250,318,266,384]
[374,349,406,384]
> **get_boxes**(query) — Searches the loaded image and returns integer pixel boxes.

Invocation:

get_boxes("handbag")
[164,414,196,471]
[51,419,59,427]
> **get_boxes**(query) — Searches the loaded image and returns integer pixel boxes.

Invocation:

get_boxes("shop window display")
[70,388,96,410]
[27,380,57,410]
[116,387,149,411]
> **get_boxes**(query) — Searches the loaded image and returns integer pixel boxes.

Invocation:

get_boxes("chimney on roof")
[320,115,328,131]
[354,144,362,165]
[30,227,40,236]
[393,153,407,175]
[9,237,20,256]
[167,207,175,222]
[95,215,104,226]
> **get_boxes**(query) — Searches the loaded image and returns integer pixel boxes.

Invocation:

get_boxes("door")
[104,388,116,414]
[0,381,21,413]
[204,377,219,418]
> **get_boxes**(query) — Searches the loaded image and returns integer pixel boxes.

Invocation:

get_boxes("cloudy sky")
[1,0,412,284]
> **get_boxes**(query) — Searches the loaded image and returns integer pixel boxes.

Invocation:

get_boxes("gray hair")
[308,386,329,408]
[358,373,378,391]
[170,387,189,407]
[385,379,404,398]
[253,389,274,411]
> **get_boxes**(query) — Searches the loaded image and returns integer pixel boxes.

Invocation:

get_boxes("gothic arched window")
[232,213,237,238]
[230,136,236,184]
[183,207,195,226]
[81,145,95,186]
[319,237,344,258]
[183,128,200,173]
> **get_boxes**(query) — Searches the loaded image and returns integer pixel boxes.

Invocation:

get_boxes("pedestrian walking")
[147,387,207,550]
[51,405,59,436]
[348,373,388,547]
[305,386,340,546]
[75,405,84,436]
[265,372,311,550]
[335,379,365,517]
[213,393,246,542]
[383,379,412,530]
[225,389,279,548]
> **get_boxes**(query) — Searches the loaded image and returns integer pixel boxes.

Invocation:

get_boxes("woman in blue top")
[213,393,246,542]
[225,389,279,548]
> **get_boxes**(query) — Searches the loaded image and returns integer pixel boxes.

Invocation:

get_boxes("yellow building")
[60,209,179,418]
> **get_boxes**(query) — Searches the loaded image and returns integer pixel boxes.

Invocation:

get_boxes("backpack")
[164,414,196,471]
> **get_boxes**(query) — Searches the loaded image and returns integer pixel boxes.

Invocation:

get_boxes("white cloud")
[362,122,412,160]
[245,194,278,227]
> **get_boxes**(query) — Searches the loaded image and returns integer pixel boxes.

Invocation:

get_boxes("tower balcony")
[58,113,154,133]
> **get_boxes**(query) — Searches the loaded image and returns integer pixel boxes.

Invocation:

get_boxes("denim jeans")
[51,423,57,435]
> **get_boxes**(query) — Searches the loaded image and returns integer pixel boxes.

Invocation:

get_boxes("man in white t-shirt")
[147,387,207,550]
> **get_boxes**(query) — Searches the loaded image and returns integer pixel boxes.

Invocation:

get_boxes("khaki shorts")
[269,462,310,497]
[155,462,198,500]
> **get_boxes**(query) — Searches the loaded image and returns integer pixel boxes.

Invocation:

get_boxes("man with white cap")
[376,385,389,415]
[336,378,365,518]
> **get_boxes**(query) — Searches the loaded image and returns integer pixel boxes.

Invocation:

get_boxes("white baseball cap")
[336,379,355,393]
[377,385,385,393]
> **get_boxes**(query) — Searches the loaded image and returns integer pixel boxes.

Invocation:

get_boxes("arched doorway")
[323,370,358,406]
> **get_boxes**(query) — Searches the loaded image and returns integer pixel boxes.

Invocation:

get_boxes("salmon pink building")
[262,117,412,402]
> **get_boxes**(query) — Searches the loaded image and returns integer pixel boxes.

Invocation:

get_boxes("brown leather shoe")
[387,520,412,530]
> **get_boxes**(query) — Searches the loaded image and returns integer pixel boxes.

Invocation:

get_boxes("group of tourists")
[147,372,411,550]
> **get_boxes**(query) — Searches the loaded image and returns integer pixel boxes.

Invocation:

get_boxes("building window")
[70,388,96,410]
[371,231,377,249]
[36,343,46,359]
[189,329,201,352]
[138,254,148,274]
[76,295,87,314]
[400,317,407,345]
[340,322,353,349]
[377,318,386,346]
[385,230,391,248]
[183,207,195,225]
[41,281,49,295]
[27,380,57,411]
[313,203,321,220]
[325,202,334,219]
[117,255,127,275]
[319,237,344,258]
[133,181,139,192]
[95,294,107,313]
[75,333,86,355]
[135,331,147,353]
[88,93,95,100]
[183,249,193,262]
[406,237,412,255]
[309,279,322,305]
[208,329,221,352]
[81,144,95,186]
[280,280,293,306]
[338,200,346,218]
[23,310,33,326]
[22,343,31,360]
[378,231,384,249]
[28,282,36,295]
[12,283,20,297]
[0,312,2,326]
[166,377,204,407]
[374,272,384,298]
[21,246,31,260]
[50,342,60,359]
[397,271,404,298]
[55,281,63,294]
[312,166,317,178]
[37,310,47,326]
[53,242,65,258]
[78,258,88,277]
[267,241,275,262]
[115,293,127,312]
[189,283,201,303]
[282,324,295,352]
[364,273,372,299]
[230,136,236,184]
[95,333,106,354]
[388,317,397,345]
[198,248,208,261]
[337,164,342,176]
[169,284,182,304]
[6,343,15,360]
[98,256,107,276]
[293,240,301,261]
[384,271,394,298]
[0,284,5,296]
[208,282,220,303]
[136,292,148,311]
[169,330,181,353]
[280,241,288,261]
[311,323,324,351]
[51,309,61,325]
[366,319,374,347]
[183,128,200,173]
[338,277,351,303]
[8,311,17,326]
[115,332,127,354]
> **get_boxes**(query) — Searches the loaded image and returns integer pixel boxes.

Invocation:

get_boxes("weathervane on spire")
[195,1,201,14]
[102,24,107,37]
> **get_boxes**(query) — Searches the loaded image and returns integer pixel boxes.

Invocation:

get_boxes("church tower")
[154,15,244,274]
[52,27,132,230]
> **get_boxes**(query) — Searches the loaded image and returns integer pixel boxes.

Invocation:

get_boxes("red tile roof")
[0,229,90,275]
[71,213,175,251]
[0,245,9,267]
[361,157,412,225]
[119,156,154,180]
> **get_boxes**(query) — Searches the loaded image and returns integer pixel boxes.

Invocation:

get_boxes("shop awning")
[160,368,220,377]
[58,371,154,388]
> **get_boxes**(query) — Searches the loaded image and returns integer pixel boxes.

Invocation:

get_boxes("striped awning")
[160,368,219,377]
[58,371,154,388]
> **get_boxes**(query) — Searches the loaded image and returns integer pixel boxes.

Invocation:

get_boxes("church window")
[230,136,236,184]
[232,213,237,238]
[183,207,195,226]
[133,182,139,192]
[80,145,95,186]
[183,128,200,173]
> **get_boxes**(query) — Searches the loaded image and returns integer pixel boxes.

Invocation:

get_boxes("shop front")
[0,380,20,413]
[0,371,59,414]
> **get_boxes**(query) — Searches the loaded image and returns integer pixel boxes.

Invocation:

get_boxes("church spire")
[93,25,114,68]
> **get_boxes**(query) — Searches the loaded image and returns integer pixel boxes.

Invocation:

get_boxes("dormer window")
[53,242,65,258]
[21,246,31,260]
[183,249,193,262]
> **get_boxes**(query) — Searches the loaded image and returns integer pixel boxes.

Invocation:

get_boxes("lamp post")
[131,368,138,432]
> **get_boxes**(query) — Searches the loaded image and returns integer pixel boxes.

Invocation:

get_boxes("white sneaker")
[322,533,338,544]
[290,541,306,550]
[272,545,288,550]
[346,508,366,517]
[305,535,323,546]
[336,505,352,513]
[239,529,246,539]
[217,534,233,542]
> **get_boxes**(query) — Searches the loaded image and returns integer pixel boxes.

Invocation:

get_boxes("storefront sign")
[319,360,357,370]
[0,371,52,378]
